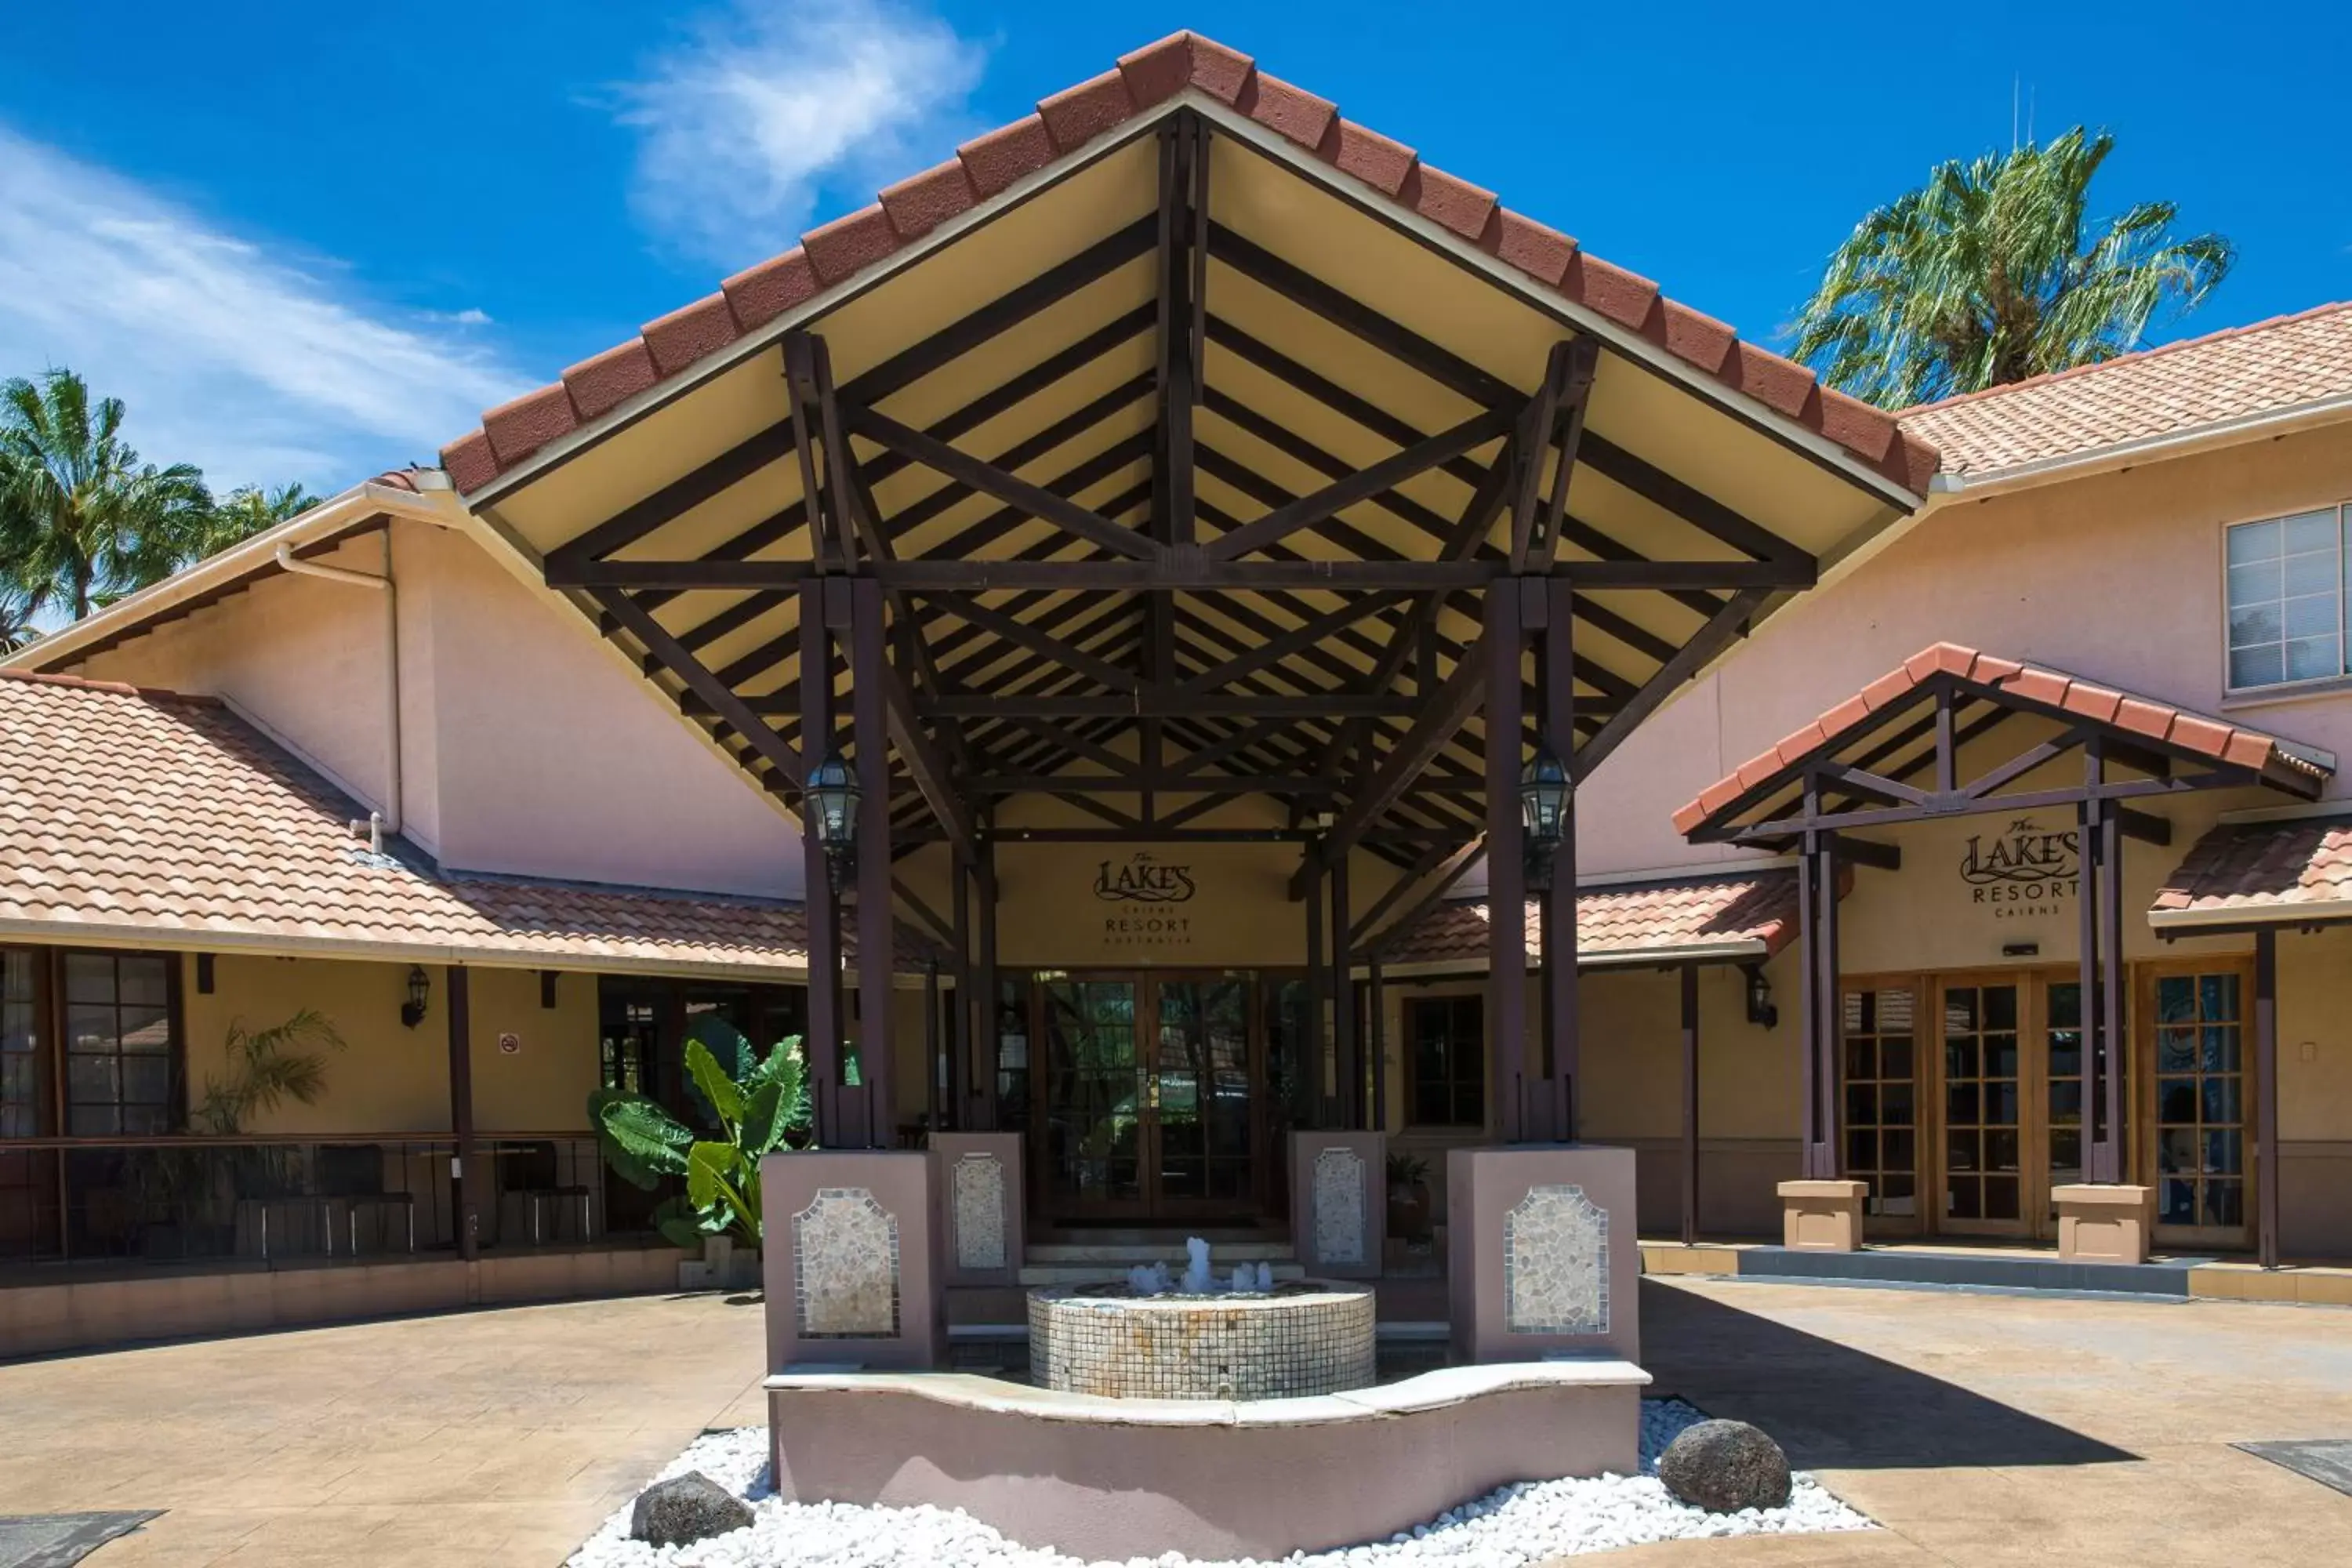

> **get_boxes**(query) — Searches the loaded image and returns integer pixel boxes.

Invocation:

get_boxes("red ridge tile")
[1236,72,1335,150]
[1816,386,1899,463]
[723,249,819,332]
[1484,209,1577,287]
[1722,342,1817,419]
[1562,252,1659,332]
[1181,33,1255,103]
[2223,731,2276,770]
[958,116,1058,198]
[1114,32,1196,107]
[1319,118,1417,196]
[2002,668,2069,707]
[641,293,740,377]
[440,430,499,493]
[880,159,978,240]
[1858,668,1917,710]
[1650,300,1737,376]
[2166,713,2230,757]
[801,205,901,286]
[562,339,660,422]
[481,383,578,465]
[2060,681,2124,723]
[1402,165,1497,241]
[1038,69,1141,152]
[2113,698,2174,739]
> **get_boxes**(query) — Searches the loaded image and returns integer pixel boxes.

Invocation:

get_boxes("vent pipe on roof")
[274,537,404,836]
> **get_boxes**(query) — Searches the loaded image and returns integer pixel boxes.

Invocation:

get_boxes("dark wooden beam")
[1305,626,1490,891]
[590,587,804,782]
[1203,408,1515,561]
[1573,588,1768,781]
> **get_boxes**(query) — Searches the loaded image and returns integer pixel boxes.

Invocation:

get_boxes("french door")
[1033,973,1261,1221]
[2139,960,2254,1249]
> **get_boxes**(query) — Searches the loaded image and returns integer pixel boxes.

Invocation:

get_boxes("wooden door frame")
[2133,952,2259,1251]
[1838,971,1929,1240]
[1025,967,1279,1226]
[1924,970,2047,1240]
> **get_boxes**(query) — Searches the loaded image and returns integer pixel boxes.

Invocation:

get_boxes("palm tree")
[0,368,213,621]
[193,481,322,560]
[1791,129,2234,409]
[0,582,37,655]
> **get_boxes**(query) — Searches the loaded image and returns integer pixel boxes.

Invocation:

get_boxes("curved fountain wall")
[1028,1283,1377,1399]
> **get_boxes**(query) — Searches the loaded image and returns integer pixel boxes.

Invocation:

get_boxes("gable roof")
[440,31,1936,499]
[1899,300,2352,482]
[0,671,927,980]
[1674,641,2331,840]
[2152,815,2352,929]
[1376,869,1799,971]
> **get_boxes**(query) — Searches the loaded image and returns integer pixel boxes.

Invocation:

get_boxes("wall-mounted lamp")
[806,747,861,893]
[1519,742,1570,891]
[1741,963,1779,1030]
[401,964,430,1029]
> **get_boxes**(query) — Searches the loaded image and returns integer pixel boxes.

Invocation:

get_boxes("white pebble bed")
[569,1398,1871,1567]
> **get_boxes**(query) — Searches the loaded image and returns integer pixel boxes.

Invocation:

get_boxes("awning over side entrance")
[1376,869,1798,973]
[2153,815,2352,931]
[0,671,931,981]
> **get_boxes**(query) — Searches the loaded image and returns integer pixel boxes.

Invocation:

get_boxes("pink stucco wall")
[76,521,804,900]
[1571,422,2352,877]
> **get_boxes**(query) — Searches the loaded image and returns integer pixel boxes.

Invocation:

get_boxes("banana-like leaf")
[684,1038,745,1131]
[686,1140,748,1214]
[650,1195,709,1251]
[740,1080,786,1159]
[590,1090,693,1189]
[746,1036,812,1142]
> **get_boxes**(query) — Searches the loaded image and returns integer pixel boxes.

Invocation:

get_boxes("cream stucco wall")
[179,953,601,1136]
[75,521,804,901]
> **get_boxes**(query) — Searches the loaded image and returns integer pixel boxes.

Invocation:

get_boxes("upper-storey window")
[2226,506,2352,691]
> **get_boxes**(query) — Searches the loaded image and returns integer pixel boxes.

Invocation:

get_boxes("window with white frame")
[2226,505,2352,691]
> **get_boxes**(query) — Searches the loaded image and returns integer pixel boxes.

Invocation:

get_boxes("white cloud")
[0,127,530,492]
[619,0,991,267]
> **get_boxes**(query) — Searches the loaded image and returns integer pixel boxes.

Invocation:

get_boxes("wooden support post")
[1303,851,1327,1127]
[1680,963,1700,1247]
[975,840,1000,1132]
[1543,575,1578,1141]
[799,579,843,1145]
[2097,799,2126,1185]
[1813,833,1841,1181]
[2255,924,2280,1268]
[950,850,971,1131]
[1483,586,1529,1142]
[1331,849,1358,1128]
[1368,958,1388,1134]
[852,578,895,1149]
[924,957,942,1138]
[446,964,477,1261]
[2076,791,2100,1182]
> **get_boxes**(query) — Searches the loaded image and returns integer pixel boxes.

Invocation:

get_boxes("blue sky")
[2,1,2346,492]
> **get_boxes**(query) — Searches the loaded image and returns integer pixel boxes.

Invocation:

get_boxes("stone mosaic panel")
[1310,1145,1365,1266]
[1502,1183,1608,1336]
[1029,1287,1377,1399]
[790,1187,899,1338]
[951,1152,1007,1272]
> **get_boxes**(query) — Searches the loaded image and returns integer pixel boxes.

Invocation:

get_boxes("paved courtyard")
[1,1278,2349,1566]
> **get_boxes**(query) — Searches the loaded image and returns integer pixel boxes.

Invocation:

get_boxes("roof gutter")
[1926,390,2352,503]
[6,476,466,673]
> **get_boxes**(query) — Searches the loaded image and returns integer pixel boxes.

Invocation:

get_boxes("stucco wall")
[75,521,804,901]
[178,953,600,1136]
[1570,422,2352,879]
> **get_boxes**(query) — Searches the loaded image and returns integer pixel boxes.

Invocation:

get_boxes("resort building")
[3,31,2349,1356]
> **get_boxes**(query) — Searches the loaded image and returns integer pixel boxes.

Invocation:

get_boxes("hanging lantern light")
[400,964,431,1029]
[806,749,860,891]
[1519,742,1570,858]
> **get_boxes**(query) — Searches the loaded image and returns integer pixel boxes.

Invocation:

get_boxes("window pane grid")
[1841,986,1917,1218]
[1406,996,1484,1128]
[1940,984,2023,1223]
[63,952,177,1136]
[2154,972,2245,1230]
[2226,506,2352,691]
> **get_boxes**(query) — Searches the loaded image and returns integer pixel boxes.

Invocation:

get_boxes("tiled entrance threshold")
[1639,1239,2352,1305]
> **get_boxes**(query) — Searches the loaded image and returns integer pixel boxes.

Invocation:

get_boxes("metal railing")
[0,1134,630,1269]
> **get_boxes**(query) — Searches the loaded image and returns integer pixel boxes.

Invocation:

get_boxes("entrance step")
[1018,1261,1307,1286]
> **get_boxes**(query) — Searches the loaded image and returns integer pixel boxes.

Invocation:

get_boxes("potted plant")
[1386,1151,1432,1243]
[590,1018,809,1291]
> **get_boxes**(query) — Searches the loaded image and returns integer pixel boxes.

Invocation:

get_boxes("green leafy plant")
[193,1009,347,1134]
[1385,1152,1430,1189]
[590,1017,809,1250]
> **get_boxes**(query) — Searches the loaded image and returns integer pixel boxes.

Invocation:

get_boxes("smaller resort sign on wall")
[1958,817,2079,919]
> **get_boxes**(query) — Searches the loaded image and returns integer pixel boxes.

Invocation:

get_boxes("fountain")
[1026,1236,1377,1400]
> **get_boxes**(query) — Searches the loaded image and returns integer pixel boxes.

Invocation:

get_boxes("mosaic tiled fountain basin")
[1027,1281,1377,1399]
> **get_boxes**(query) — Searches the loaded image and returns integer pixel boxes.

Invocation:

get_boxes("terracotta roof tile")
[432,31,1933,492]
[0,673,927,976]
[1378,871,1798,968]
[1674,641,2331,837]
[2153,816,2352,918]
[1901,300,2352,477]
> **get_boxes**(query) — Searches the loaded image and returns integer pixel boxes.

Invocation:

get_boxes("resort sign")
[1093,851,1196,952]
[1958,817,2079,916]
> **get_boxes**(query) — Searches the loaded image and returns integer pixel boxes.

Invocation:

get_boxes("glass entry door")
[1036,974,1262,1221]
[1937,979,2029,1234]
